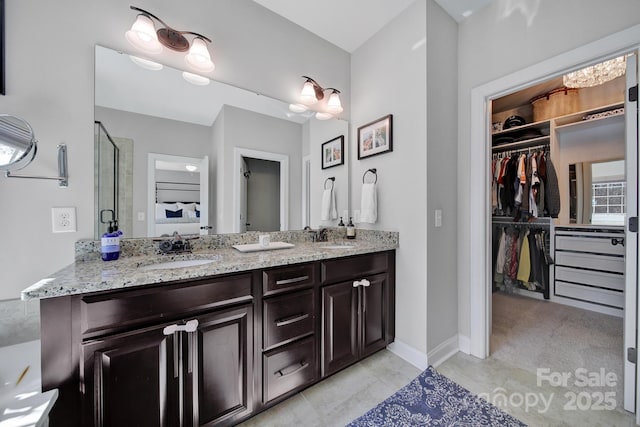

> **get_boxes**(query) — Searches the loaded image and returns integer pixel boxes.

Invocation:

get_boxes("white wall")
[95,107,211,237]
[308,119,350,228]
[0,0,350,299]
[456,0,640,342]
[351,0,428,354]
[217,105,303,233]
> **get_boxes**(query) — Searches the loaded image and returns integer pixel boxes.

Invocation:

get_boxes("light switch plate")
[435,209,442,228]
[52,207,77,233]
[137,211,145,221]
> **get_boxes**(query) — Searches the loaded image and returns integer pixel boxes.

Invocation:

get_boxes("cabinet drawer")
[321,252,388,284]
[555,251,624,274]
[80,273,253,337]
[555,266,624,291]
[555,235,624,256]
[263,263,316,296]
[555,281,624,309]
[263,336,316,404]
[263,289,315,350]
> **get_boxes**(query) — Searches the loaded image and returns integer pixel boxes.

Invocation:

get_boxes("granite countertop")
[21,231,398,300]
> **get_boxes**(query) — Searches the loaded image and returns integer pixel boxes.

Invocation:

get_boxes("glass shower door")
[94,121,120,239]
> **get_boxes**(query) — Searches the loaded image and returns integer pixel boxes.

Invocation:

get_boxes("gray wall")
[95,107,212,237]
[350,0,429,354]
[426,1,458,353]
[456,0,640,341]
[217,105,303,233]
[0,0,350,300]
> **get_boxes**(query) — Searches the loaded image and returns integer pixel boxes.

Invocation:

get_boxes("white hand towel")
[360,183,377,223]
[321,189,337,220]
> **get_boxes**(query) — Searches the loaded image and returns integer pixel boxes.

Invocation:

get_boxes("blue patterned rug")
[346,366,526,426]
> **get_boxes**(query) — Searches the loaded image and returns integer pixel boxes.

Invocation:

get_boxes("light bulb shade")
[185,37,215,72]
[182,71,210,86]
[563,56,626,88]
[125,14,162,54]
[315,112,333,121]
[326,92,343,114]
[129,55,163,71]
[300,81,319,105]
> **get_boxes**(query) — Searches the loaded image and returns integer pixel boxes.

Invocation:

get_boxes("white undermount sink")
[139,259,219,271]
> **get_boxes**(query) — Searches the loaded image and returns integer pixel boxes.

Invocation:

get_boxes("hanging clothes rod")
[492,216,552,226]
[363,168,377,184]
[492,143,549,158]
[324,177,335,190]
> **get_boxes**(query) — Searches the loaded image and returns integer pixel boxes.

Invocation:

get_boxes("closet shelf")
[492,216,552,226]
[553,101,624,127]
[491,135,550,151]
[554,112,625,134]
[492,119,551,138]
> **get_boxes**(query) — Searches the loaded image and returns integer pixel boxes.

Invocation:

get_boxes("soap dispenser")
[338,217,346,236]
[346,217,356,240]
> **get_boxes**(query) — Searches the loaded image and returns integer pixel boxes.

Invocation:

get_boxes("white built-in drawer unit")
[554,226,625,310]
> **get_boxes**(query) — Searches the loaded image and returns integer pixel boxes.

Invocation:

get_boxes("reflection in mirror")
[148,153,209,237]
[0,115,37,171]
[569,159,625,225]
[94,45,349,237]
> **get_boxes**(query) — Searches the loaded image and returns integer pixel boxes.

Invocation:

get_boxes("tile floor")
[239,292,637,426]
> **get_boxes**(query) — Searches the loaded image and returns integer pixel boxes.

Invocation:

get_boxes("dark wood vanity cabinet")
[40,250,394,426]
[320,252,395,377]
[260,263,319,405]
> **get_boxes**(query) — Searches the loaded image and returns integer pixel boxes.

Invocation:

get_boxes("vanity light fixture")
[298,76,344,117]
[563,55,626,88]
[126,6,215,73]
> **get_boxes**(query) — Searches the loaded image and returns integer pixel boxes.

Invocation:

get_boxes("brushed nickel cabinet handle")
[275,361,309,378]
[275,275,309,286]
[275,313,309,327]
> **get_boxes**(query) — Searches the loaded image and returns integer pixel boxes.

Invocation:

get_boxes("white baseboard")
[458,334,470,354]
[387,340,429,371]
[427,334,459,367]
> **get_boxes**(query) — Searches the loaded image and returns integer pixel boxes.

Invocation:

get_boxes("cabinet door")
[81,325,178,427]
[360,273,389,358]
[187,305,254,427]
[321,281,358,377]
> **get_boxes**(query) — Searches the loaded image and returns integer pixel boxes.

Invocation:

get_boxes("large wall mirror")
[94,46,349,238]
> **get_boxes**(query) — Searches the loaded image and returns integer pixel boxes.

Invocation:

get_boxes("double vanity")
[22,229,398,427]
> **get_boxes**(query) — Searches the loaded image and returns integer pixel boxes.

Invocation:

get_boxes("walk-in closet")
[488,53,637,411]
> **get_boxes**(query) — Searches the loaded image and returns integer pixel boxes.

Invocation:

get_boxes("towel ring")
[362,168,377,184]
[324,177,335,190]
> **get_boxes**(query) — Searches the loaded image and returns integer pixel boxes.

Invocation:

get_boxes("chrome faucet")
[158,231,193,254]
[304,227,328,242]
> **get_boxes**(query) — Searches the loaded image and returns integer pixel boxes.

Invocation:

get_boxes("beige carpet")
[491,292,624,408]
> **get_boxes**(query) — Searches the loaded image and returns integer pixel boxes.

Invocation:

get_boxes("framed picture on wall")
[357,114,393,159]
[0,0,5,95]
[321,135,344,169]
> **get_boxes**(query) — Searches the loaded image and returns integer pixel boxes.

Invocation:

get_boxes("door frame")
[147,153,209,237]
[233,147,289,233]
[302,155,311,228]
[466,26,640,410]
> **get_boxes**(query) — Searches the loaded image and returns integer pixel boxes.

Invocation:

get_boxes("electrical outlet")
[52,207,77,233]
[435,209,443,228]
[353,210,361,223]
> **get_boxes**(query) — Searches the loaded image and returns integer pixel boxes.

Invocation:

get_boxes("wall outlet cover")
[52,207,77,233]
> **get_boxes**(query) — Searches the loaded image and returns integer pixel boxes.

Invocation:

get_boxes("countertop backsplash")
[76,228,399,262]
